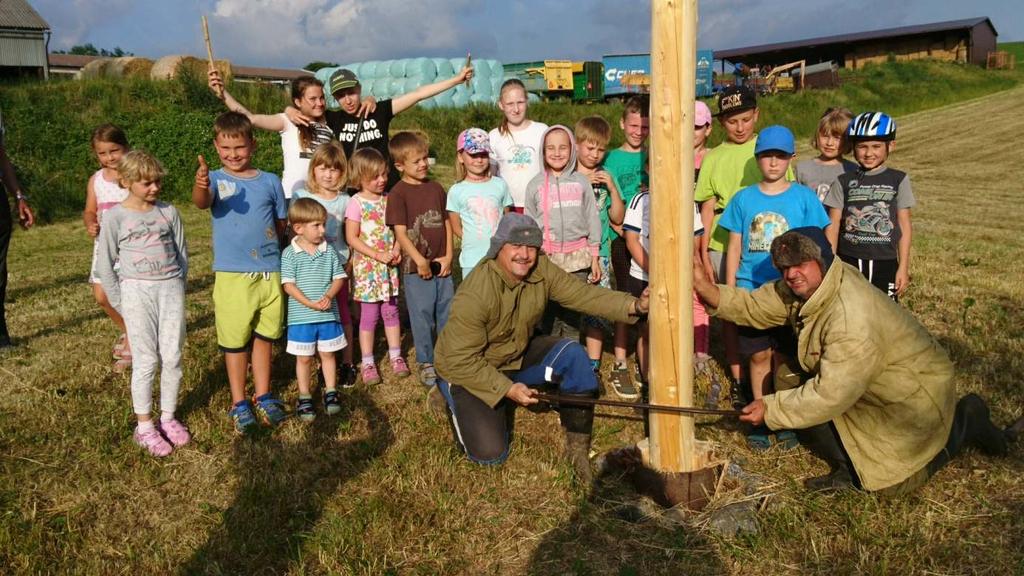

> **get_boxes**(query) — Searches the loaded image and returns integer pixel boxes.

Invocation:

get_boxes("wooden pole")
[202,15,222,98]
[648,0,699,472]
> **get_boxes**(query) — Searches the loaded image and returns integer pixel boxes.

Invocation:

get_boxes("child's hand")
[358,96,377,119]
[589,171,611,187]
[390,251,402,266]
[285,106,311,127]
[195,155,210,189]
[589,259,602,284]
[895,267,910,296]
[456,64,474,83]
[207,69,225,100]
[316,296,332,311]
[436,255,453,277]
[416,260,433,280]
[87,221,100,238]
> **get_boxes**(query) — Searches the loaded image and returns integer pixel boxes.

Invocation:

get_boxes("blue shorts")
[286,321,347,356]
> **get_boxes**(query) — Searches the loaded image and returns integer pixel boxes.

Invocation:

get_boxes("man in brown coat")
[435,213,649,483]
[693,227,1022,493]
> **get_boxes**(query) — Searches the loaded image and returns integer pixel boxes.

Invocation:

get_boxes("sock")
[255,393,273,404]
[388,347,401,360]
[362,354,374,367]
[590,359,601,371]
[299,394,313,401]
[160,411,175,423]
[137,420,155,433]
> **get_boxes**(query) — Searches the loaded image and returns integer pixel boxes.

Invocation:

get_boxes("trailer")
[502,60,604,102]
[603,50,714,99]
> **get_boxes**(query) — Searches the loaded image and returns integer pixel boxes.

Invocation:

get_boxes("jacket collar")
[797,260,844,318]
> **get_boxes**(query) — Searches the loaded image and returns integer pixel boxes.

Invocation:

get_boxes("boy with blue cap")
[718,125,830,450]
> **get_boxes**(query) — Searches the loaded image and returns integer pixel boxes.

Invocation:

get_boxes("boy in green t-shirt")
[603,96,649,399]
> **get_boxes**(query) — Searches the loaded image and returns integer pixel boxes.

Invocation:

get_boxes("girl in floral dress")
[344,148,406,385]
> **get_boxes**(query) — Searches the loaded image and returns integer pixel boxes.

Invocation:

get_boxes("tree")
[304,61,339,72]
[54,44,134,57]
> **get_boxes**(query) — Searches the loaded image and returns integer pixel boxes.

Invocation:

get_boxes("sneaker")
[608,361,639,400]
[134,427,173,457]
[323,390,342,415]
[391,356,411,378]
[157,418,191,447]
[361,363,381,386]
[228,402,258,435]
[339,363,358,389]
[296,397,316,422]
[418,364,437,387]
[774,430,800,451]
[113,333,128,359]
[254,395,289,427]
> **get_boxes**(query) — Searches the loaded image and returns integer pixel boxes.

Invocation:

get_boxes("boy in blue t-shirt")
[718,125,830,450]
[193,112,289,434]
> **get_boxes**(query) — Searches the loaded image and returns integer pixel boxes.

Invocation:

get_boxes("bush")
[0,60,1018,222]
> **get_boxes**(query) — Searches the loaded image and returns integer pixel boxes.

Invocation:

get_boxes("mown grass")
[1,86,1023,574]
[0,59,1020,222]
[997,41,1024,63]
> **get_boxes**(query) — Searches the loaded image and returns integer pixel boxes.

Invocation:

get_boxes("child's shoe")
[361,363,381,386]
[323,390,342,415]
[391,357,411,378]
[157,418,191,447]
[112,353,133,374]
[339,363,358,389]
[609,360,639,400]
[296,397,316,422]
[113,333,128,359]
[228,402,258,435]
[134,426,173,457]
[254,395,289,427]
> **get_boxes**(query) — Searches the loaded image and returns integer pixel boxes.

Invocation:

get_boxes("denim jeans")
[402,273,454,364]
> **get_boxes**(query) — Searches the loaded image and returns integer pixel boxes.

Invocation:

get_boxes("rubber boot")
[559,392,596,486]
[950,393,1008,457]
[797,422,858,491]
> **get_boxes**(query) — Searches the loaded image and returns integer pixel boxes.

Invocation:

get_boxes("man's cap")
[695,100,712,127]
[754,125,796,156]
[485,213,543,260]
[716,85,757,117]
[328,68,360,95]
[457,127,491,155]
[770,227,834,272]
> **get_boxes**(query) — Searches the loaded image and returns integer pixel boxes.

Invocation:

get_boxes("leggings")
[437,336,598,464]
[359,297,399,332]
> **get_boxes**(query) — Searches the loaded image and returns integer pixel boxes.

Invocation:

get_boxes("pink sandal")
[134,427,173,457]
[157,419,191,447]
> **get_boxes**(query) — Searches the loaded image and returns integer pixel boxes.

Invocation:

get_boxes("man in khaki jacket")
[693,227,1022,493]
[435,213,649,483]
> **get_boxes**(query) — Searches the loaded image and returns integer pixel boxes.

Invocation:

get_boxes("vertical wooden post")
[648,0,699,472]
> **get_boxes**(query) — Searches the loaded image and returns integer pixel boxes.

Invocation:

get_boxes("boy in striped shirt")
[281,198,348,421]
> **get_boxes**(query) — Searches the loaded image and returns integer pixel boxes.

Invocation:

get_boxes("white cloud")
[34,0,134,49]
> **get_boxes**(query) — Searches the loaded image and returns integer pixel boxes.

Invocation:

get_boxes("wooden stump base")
[598,439,726,511]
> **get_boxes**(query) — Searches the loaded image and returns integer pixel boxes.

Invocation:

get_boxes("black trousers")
[0,204,12,341]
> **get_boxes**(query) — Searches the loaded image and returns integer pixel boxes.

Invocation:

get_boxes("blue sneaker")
[228,402,258,435]
[323,390,342,415]
[296,397,316,422]
[254,395,289,427]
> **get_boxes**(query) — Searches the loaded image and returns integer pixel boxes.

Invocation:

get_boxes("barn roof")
[714,17,997,61]
[0,0,50,31]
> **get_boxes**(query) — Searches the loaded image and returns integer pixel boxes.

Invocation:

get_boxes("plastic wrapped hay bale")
[389,59,407,77]
[527,92,541,103]
[317,67,340,110]
[358,61,378,79]
[432,91,455,108]
[433,58,454,78]
[376,61,393,78]
[372,78,392,98]
[470,92,495,105]
[490,76,503,94]
[490,60,504,77]
[403,76,425,93]
[389,77,405,95]
[471,76,493,97]
[451,83,471,107]
[473,60,491,79]
[405,57,436,80]
[418,97,436,110]
[450,57,468,75]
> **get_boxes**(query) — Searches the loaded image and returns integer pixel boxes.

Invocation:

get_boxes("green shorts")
[213,271,285,351]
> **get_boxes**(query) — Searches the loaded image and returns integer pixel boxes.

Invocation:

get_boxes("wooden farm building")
[714,17,998,70]
[0,0,50,79]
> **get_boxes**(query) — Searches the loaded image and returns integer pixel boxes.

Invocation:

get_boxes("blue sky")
[34,0,1022,70]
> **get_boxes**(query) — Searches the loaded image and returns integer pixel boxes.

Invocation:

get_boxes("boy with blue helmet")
[824,112,914,302]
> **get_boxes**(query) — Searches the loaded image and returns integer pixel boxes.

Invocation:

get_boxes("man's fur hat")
[770,227,835,272]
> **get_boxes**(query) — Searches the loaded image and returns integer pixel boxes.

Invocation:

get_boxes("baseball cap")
[328,68,360,95]
[456,128,491,155]
[695,101,712,127]
[716,85,757,117]
[485,213,543,259]
[754,125,795,156]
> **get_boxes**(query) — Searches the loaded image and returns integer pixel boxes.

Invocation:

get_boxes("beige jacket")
[714,262,956,491]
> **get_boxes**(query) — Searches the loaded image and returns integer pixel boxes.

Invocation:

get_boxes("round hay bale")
[151,55,232,82]
[450,57,467,74]
[107,57,154,79]
[358,61,378,79]
[433,91,454,108]
[432,58,454,78]
[389,77,404,94]
[406,58,436,80]
[470,76,493,96]
[389,59,406,77]
[489,60,504,77]
[79,58,112,79]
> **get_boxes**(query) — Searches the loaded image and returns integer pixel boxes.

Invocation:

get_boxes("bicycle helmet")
[847,112,896,140]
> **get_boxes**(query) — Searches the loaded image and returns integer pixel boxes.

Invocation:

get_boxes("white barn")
[0,0,50,79]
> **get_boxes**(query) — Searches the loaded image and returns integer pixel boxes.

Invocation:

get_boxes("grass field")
[2,86,1024,574]
[997,41,1024,63]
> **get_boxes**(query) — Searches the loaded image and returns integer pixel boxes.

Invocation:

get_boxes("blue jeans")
[403,273,454,364]
[438,336,598,464]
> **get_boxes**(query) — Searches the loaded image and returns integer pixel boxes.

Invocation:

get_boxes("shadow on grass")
[525,472,728,576]
[6,272,84,302]
[20,309,104,343]
[180,387,393,574]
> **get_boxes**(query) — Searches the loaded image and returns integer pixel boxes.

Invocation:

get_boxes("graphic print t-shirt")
[385,180,448,275]
[209,169,287,273]
[794,158,858,203]
[488,121,548,208]
[446,177,513,270]
[823,166,915,261]
[719,183,830,289]
[279,115,334,199]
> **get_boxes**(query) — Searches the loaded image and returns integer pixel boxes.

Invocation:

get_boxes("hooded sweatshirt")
[523,125,602,262]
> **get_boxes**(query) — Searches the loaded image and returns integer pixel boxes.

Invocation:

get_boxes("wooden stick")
[202,15,222,98]
[464,53,472,87]
[649,0,700,473]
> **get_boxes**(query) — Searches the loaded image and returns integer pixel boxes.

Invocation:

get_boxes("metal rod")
[534,392,742,417]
